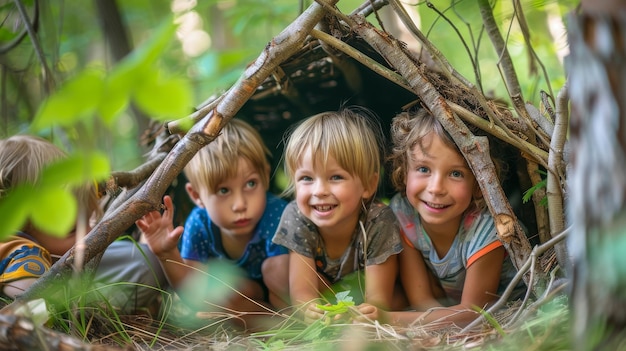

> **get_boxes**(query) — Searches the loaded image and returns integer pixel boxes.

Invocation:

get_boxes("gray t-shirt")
[272,199,403,284]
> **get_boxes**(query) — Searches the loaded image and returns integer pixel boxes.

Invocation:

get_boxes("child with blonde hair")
[356,109,524,326]
[272,108,403,323]
[0,135,166,313]
[137,118,290,317]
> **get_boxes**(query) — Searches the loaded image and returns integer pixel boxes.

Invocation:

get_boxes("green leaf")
[115,20,177,75]
[40,152,110,188]
[0,187,31,240]
[523,170,548,205]
[98,68,132,125]
[30,188,77,238]
[335,290,353,303]
[32,70,105,131]
[133,73,193,120]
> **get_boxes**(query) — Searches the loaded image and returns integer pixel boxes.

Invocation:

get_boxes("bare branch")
[547,82,570,273]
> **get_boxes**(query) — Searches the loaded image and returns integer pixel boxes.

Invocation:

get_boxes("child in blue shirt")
[136,118,289,320]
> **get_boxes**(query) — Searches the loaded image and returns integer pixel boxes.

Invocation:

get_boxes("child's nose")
[313,180,329,197]
[232,191,247,212]
[427,174,446,195]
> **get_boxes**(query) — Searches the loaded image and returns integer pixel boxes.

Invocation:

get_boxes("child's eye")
[417,166,429,173]
[450,170,463,178]
[298,175,312,182]
[246,180,258,188]
[330,174,344,181]
[217,187,230,195]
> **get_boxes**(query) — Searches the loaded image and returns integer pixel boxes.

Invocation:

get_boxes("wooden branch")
[547,82,570,273]
[310,28,549,166]
[461,226,569,333]
[0,312,122,350]
[13,0,54,93]
[477,0,532,126]
[388,0,542,169]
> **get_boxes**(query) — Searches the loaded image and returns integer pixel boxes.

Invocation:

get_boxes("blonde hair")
[389,110,504,212]
[282,108,384,198]
[0,134,100,218]
[183,118,271,194]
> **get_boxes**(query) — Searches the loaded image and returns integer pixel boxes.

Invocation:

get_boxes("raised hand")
[135,195,183,257]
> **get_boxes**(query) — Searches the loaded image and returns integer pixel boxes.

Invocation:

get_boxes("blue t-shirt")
[179,192,288,281]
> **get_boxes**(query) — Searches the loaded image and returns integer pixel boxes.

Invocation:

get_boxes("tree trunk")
[568,1,626,349]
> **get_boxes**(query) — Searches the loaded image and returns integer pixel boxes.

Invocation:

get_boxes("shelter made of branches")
[15,0,568,330]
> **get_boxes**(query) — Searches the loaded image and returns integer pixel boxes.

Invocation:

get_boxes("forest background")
[0,0,616,350]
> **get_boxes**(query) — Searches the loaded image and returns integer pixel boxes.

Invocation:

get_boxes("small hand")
[135,195,183,256]
[352,303,388,324]
[303,302,326,324]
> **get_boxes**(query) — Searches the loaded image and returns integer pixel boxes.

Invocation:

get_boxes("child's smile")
[405,132,478,236]
[295,152,366,237]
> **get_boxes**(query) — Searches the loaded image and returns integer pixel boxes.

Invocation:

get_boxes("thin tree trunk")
[568,1,626,349]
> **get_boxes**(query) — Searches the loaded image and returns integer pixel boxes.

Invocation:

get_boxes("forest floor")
[82,292,570,351]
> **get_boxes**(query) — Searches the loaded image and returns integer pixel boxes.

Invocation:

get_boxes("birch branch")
[547,82,570,273]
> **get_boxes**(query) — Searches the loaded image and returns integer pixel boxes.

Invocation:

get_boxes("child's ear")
[362,172,380,200]
[185,182,204,208]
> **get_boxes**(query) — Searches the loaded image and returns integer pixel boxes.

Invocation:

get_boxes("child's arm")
[288,251,326,323]
[135,195,189,289]
[398,238,441,310]
[3,278,37,299]
[358,246,506,326]
[363,254,398,310]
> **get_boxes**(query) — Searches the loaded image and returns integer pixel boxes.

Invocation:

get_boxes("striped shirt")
[390,194,523,303]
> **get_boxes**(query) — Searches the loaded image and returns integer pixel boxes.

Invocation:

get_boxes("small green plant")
[523,170,548,207]
[316,290,355,322]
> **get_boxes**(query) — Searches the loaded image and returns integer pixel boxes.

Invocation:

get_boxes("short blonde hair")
[282,108,384,198]
[0,134,100,218]
[184,118,271,194]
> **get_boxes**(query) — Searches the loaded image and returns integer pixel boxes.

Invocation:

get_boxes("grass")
[52,290,569,350]
[1,246,573,350]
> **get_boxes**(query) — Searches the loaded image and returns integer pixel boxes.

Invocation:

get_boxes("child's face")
[405,132,478,236]
[294,152,372,237]
[195,158,267,240]
[28,221,90,258]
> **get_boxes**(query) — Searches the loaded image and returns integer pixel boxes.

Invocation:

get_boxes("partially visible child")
[136,118,290,316]
[356,109,525,326]
[272,108,403,323]
[0,135,167,314]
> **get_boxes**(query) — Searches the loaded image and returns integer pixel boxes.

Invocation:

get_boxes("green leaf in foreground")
[32,69,104,131]
[316,290,355,316]
[30,187,77,238]
[0,187,30,240]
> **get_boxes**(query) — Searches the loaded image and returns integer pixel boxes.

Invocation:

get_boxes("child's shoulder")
[462,208,495,230]
[366,199,398,223]
[0,234,49,261]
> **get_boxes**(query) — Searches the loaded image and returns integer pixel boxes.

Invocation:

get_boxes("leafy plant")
[523,170,548,207]
[316,290,355,320]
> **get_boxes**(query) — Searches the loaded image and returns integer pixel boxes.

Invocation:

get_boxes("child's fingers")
[303,303,325,323]
[169,226,184,241]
